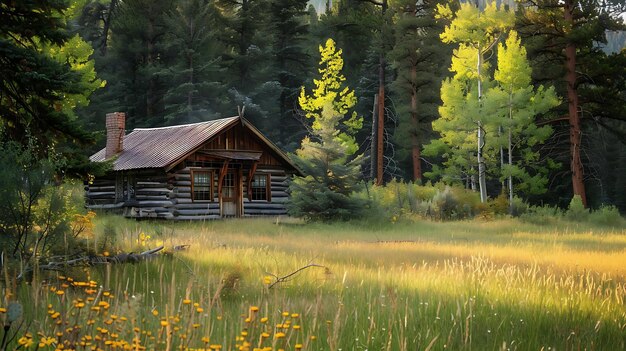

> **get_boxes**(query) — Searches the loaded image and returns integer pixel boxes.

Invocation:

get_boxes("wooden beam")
[217,160,230,200]
[247,161,258,201]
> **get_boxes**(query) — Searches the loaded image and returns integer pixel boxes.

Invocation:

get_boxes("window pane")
[251,174,268,201]
[193,171,212,201]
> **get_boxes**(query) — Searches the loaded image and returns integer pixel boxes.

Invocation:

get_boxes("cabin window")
[192,170,212,201]
[251,174,270,201]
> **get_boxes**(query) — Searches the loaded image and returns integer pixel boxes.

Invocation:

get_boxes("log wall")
[242,169,289,217]
[86,167,292,220]
[168,167,221,220]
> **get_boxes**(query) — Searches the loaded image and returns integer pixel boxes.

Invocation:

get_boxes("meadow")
[2,216,626,351]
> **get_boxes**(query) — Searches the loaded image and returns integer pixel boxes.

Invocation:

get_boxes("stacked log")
[243,170,290,216]
[169,167,220,220]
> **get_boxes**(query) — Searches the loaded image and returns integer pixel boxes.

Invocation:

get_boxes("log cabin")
[86,112,302,219]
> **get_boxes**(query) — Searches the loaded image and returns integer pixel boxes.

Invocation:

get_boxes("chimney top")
[105,112,125,159]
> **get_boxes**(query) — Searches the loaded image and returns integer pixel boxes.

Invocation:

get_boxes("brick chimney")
[105,112,125,159]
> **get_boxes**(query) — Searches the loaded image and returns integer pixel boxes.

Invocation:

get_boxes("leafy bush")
[565,195,589,222]
[361,182,481,221]
[0,142,95,277]
[589,205,625,227]
[520,204,563,225]
[431,187,459,220]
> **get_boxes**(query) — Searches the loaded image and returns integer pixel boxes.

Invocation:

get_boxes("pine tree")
[263,0,310,147]
[0,0,100,153]
[288,39,367,221]
[161,0,228,124]
[516,0,626,207]
[389,0,450,182]
[107,0,174,127]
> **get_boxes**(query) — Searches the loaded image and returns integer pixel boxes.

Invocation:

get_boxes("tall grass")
[1,217,625,350]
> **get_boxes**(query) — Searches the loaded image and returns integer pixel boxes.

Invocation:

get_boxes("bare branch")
[266,263,327,289]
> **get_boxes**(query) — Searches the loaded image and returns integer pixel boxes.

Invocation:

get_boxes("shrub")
[0,142,95,277]
[565,195,589,222]
[520,204,563,225]
[431,187,458,220]
[589,205,625,227]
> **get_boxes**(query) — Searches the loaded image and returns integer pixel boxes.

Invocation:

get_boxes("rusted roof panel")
[90,117,239,170]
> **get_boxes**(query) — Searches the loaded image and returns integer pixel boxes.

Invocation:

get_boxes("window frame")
[250,173,271,202]
[191,169,214,202]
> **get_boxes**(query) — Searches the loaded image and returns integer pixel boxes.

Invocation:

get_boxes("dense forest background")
[2,0,626,212]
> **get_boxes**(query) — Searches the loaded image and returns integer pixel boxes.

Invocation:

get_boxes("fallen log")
[100,246,165,264]
[17,246,166,280]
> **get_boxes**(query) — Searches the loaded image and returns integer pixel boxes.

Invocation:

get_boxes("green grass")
[2,216,625,350]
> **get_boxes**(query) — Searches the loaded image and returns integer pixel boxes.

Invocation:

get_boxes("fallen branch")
[17,246,166,280]
[266,263,328,289]
[102,246,165,264]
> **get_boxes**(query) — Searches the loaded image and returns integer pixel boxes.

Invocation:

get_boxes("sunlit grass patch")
[2,216,625,350]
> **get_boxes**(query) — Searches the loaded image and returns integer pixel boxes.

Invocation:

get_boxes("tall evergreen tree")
[516,0,626,207]
[161,0,228,124]
[289,39,367,221]
[0,0,99,153]
[389,0,450,182]
[263,0,310,147]
[107,0,174,128]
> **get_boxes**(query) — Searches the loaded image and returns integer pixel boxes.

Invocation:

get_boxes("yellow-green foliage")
[364,181,482,221]
[2,217,625,350]
[298,38,362,155]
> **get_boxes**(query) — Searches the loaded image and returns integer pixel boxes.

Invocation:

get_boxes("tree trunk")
[564,0,587,207]
[376,80,384,185]
[410,65,421,181]
[371,94,378,181]
[476,48,488,202]
[375,0,388,186]
[100,0,118,56]
[508,95,514,214]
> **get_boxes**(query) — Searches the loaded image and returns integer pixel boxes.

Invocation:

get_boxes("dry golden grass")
[2,216,625,350]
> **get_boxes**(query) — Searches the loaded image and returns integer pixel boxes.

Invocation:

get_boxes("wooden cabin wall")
[202,125,283,166]
[168,166,221,220]
[87,167,292,220]
[133,175,173,219]
[242,168,289,216]
[86,171,174,219]
[85,177,118,209]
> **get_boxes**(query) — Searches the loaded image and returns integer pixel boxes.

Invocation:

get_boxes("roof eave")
[240,117,303,176]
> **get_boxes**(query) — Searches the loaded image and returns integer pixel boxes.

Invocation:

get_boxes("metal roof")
[90,117,240,170]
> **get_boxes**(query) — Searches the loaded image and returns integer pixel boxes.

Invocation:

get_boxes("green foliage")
[289,39,367,221]
[425,2,515,195]
[487,30,559,198]
[298,38,362,155]
[288,108,369,221]
[565,195,589,222]
[588,205,626,227]
[0,143,94,275]
[0,0,98,153]
[519,204,563,225]
[361,181,483,222]
[160,0,227,123]
[389,0,450,181]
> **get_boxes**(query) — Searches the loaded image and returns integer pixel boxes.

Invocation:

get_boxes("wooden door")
[221,172,238,216]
